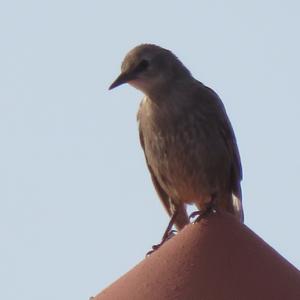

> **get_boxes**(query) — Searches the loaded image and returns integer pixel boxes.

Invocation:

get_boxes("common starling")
[109,44,243,246]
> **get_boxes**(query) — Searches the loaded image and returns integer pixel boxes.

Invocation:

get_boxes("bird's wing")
[219,113,244,222]
[138,120,189,230]
[194,84,243,221]
[213,92,243,197]
[219,109,244,222]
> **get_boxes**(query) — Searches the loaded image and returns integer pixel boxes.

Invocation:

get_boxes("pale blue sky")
[1,1,299,299]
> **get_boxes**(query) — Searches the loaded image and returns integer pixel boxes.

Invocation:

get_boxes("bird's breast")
[139,98,230,203]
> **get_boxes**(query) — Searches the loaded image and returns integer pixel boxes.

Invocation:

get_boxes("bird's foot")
[189,210,201,221]
[146,229,177,256]
[189,205,216,223]
[146,208,180,256]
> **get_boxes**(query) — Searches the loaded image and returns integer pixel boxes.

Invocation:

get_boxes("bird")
[109,44,244,249]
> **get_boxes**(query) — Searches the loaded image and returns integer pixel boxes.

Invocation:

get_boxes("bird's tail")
[218,192,244,223]
[231,193,244,223]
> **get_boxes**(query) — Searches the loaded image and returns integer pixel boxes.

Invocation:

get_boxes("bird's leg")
[146,210,179,256]
[194,202,216,222]
[189,195,217,223]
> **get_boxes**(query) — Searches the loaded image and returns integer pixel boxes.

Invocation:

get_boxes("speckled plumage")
[110,44,244,230]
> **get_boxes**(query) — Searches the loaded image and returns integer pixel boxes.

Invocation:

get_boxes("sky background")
[1,1,300,299]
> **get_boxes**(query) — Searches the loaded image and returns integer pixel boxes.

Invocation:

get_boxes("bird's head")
[109,44,191,96]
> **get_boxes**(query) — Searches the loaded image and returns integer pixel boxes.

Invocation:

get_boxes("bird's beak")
[109,71,136,90]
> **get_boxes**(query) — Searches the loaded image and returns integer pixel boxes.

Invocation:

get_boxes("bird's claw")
[146,229,177,256]
[189,206,216,223]
[189,210,202,221]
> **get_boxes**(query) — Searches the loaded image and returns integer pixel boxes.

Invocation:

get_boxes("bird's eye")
[135,59,149,73]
